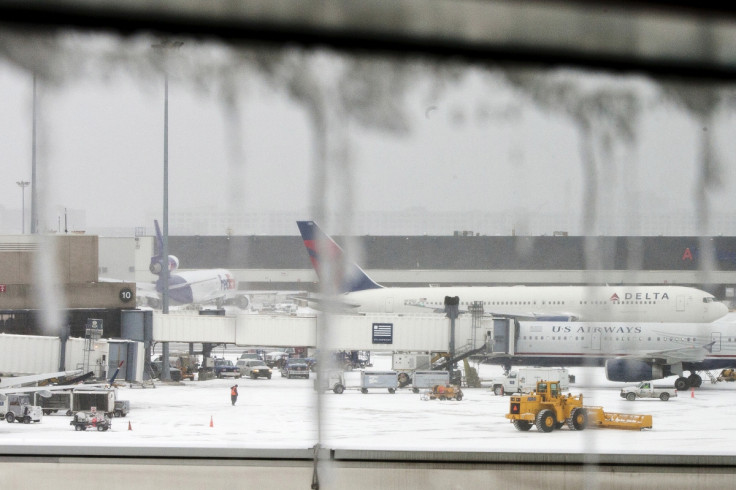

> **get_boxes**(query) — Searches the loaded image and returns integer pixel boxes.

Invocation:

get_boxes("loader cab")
[536,381,560,400]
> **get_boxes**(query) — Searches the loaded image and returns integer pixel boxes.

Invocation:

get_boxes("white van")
[490,367,571,396]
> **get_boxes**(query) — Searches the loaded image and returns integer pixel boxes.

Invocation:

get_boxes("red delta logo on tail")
[296,221,382,293]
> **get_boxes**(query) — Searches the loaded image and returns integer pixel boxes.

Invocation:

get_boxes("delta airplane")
[489,316,736,390]
[138,220,246,309]
[296,220,729,323]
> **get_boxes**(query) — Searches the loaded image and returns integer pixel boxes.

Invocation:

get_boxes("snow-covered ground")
[1,353,736,457]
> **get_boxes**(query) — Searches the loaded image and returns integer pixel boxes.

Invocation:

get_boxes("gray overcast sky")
[1,33,735,237]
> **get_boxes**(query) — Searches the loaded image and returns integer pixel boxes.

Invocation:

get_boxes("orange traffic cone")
[128,421,132,431]
[209,415,213,428]
[691,388,695,398]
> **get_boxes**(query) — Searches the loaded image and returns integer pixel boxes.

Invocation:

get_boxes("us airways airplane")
[138,220,244,309]
[296,220,729,323]
[488,316,736,390]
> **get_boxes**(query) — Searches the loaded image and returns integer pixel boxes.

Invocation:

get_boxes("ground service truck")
[491,367,570,396]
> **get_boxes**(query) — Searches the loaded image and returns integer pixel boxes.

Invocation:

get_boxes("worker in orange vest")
[230,384,239,406]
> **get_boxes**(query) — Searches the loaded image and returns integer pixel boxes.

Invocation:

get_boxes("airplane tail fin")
[297,221,382,293]
[149,220,164,275]
[150,219,178,275]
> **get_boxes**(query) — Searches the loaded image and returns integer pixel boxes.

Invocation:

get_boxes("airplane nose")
[715,301,730,320]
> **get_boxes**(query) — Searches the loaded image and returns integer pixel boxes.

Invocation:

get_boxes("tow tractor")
[421,384,464,401]
[506,380,652,432]
[70,410,112,431]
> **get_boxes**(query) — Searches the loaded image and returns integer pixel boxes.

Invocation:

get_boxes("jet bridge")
[122,310,494,353]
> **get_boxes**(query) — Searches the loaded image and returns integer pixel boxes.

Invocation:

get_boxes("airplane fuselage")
[162,269,235,306]
[341,285,728,323]
[503,319,736,371]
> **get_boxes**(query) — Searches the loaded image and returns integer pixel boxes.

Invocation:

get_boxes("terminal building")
[105,233,736,300]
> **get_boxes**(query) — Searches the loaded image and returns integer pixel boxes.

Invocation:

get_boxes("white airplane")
[0,369,87,398]
[138,220,248,309]
[488,315,736,390]
[296,220,729,323]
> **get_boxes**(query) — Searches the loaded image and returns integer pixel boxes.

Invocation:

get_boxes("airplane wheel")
[674,377,689,391]
[688,374,702,388]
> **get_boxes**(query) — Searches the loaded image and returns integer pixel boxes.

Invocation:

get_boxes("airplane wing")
[289,293,361,312]
[0,370,83,389]
[617,341,716,365]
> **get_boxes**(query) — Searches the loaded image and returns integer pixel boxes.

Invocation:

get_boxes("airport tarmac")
[1,354,736,457]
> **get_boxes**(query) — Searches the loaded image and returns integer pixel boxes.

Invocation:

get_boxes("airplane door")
[676,295,686,312]
[591,331,601,351]
[385,297,394,313]
[711,332,722,353]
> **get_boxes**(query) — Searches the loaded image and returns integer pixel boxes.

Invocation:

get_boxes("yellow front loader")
[506,380,652,432]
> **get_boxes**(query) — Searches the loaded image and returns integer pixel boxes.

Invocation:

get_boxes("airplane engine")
[236,294,250,309]
[149,260,162,275]
[149,255,180,274]
[168,255,179,271]
[605,359,665,382]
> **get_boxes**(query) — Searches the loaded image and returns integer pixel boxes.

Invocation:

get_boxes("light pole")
[152,39,183,382]
[151,39,183,316]
[16,180,30,234]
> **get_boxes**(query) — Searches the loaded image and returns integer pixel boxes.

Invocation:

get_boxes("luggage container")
[34,387,117,417]
[360,370,398,394]
[411,370,450,393]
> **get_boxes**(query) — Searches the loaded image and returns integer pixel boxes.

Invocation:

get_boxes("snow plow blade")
[585,406,652,430]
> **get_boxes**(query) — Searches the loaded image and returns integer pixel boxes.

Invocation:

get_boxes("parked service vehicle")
[239,352,262,361]
[0,394,42,423]
[70,411,111,431]
[150,360,183,381]
[280,359,310,379]
[114,400,130,417]
[620,382,677,401]
[265,351,289,368]
[214,358,241,379]
[313,370,347,394]
[238,359,273,379]
[491,367,571,396]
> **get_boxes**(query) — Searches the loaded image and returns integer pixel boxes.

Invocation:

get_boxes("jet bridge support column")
[444,296,460,381]
[58,324,70,372]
